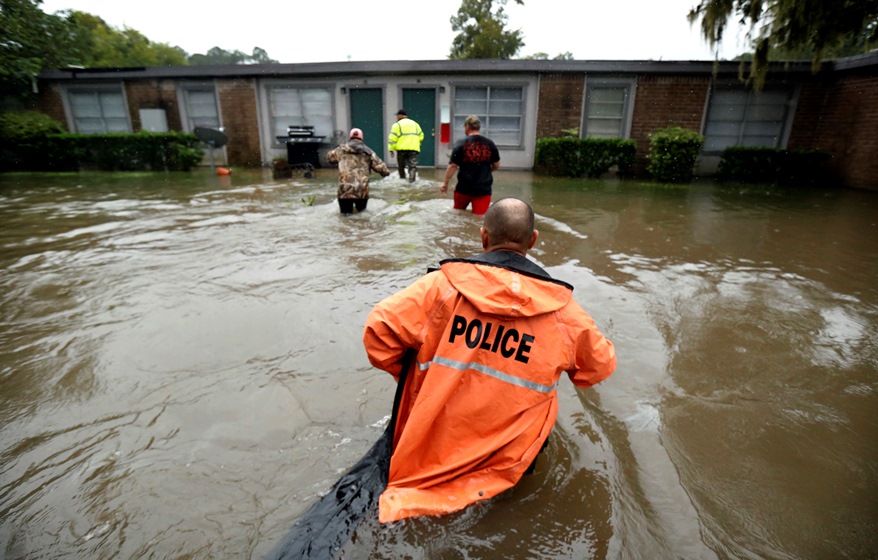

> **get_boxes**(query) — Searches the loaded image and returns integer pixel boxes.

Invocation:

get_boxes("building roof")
[39,56,854,82]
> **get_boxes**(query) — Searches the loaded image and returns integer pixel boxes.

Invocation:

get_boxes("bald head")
[481,198,538,255]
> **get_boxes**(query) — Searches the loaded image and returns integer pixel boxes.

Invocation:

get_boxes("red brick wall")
[536,74,584,138]
[216,79,262,167]
[36,83,68,130]
[630,76,711,169]
[124,79,182,131]
[789,75,878,190]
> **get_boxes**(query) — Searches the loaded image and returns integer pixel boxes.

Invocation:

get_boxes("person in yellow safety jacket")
[363,197,617,523]
[387,109,424,183]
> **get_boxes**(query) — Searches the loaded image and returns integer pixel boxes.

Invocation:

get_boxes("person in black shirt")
[440,115,500,215]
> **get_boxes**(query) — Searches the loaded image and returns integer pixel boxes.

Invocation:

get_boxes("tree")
[65,11,186,67]
[689,0,878,88]
[0,0,79,100]
[249,47,278,64]
[521,51,574,60]
[188,46,278,65]
[449,0,525,59]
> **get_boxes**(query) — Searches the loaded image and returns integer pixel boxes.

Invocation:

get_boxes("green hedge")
[534,137,636,178]
[0,111,66,138]
[646,126,704,183]
[2,125,204,172]
[717,146,831,185]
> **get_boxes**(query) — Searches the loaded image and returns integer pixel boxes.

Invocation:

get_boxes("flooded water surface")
[1,169,876,559]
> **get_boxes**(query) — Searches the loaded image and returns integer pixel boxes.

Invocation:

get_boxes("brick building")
[34,54,878,189]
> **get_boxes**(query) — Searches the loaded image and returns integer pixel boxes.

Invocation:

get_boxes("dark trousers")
[338,198,368,214]
[396,150,419,180]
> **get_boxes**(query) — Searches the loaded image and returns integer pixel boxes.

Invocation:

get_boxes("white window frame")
[450,83,527,148]
[581,77,636,139]
[702,83,798,154]
[259,81,335,147]
[177,81,222,132]
[62,83,131,134]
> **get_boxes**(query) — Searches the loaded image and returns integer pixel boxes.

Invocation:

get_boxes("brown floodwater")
[0,168,876,559]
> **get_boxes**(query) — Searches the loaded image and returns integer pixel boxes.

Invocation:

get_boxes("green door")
[402,88,436,166]
[349,88,384,152]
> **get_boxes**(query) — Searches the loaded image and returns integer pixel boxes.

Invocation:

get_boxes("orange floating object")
[216,167,231,176]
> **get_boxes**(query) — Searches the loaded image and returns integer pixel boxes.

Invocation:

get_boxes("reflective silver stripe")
[421,356,558,394]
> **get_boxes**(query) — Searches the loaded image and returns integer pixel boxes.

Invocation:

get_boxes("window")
[267,86,333,140]
[66,87,129,133]
[703,86,795,153]
[453,86,524,146]
[582,79,635,139]
[181,87,220,130]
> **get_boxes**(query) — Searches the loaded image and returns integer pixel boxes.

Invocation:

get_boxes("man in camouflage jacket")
[326,128,390,215]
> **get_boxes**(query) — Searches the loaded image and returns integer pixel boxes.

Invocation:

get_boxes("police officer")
[387,109,424,182]
[363,197,617,522]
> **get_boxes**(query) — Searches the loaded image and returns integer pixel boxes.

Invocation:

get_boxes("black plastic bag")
[266,350,413,559]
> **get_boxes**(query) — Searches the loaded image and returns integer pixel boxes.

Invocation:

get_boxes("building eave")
[37,57,841,82]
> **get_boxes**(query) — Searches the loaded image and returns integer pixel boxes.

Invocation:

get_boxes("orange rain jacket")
[363,252,616,523]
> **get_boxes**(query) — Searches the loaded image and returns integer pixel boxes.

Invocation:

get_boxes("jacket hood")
[343,139,375,156]
[439,256,573,317]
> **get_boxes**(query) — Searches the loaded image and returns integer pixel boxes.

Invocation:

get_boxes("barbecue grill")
[276,125,326,168]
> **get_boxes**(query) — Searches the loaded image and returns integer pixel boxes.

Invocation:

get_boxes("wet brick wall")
[791,74,878,190]
[536,74,584,138]
[629,75,710,172]
[216,78,262,167]
[124,79,182,131]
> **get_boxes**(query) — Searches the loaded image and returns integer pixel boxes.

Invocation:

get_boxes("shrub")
[0,111,67,170]
[0,111,66,138]
[2,129,204,172]
[717,146,831,185]
[534,137,636,178]
[646,126,704,183]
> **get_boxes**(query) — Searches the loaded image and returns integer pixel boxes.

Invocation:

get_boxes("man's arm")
[565,302,616,389]
[372,153,391,177]
[440,163,458,194]
[363,276,436,379]
[387,122,399,155]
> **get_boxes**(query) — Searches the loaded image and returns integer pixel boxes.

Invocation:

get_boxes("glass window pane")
[704,87,791,150]
[590,87,625,104]
[490,131,521,144]
[269,87,332,138]
[585,85,629,139]
[586,118,622,137]
[185,89,220,129]
[589,101,624,118]
[99,93,126,118]
[457,99,488,114]
[71,92,100,116]
[453,86,523,145]
[69,89,128,133]
[76,118,105,134]
[489,100,522,114]
[745,121,782,137]
[704,136,737,151]
[705,121,742,137]
[456,87,488,101]
[105,118,129,132]
[490,87,522,101]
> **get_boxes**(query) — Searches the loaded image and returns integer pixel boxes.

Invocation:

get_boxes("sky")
[38,0,752,64]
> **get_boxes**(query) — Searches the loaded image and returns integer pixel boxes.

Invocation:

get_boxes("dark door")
[349,88,384,153]
[401,88,436,166]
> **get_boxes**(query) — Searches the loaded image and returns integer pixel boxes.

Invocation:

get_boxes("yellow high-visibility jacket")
[387,118,424,152]
[363,252,617,522]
